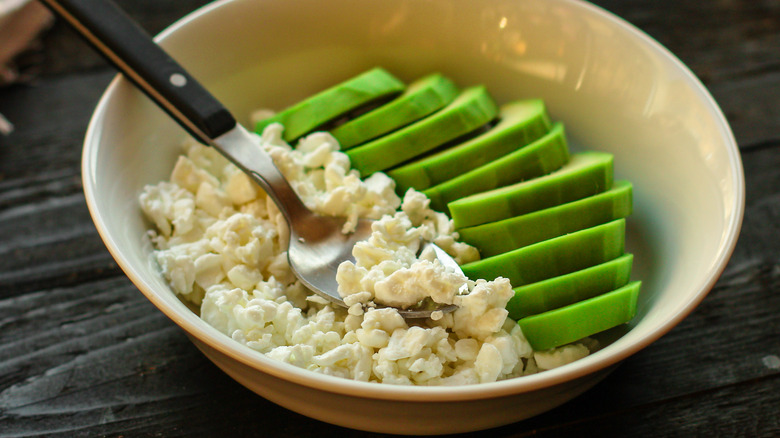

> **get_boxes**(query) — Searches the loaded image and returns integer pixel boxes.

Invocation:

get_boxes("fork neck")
[211,125,315,228]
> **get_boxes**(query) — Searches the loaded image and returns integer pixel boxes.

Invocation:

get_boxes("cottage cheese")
[336,189,477,310]
[139,123,592,385]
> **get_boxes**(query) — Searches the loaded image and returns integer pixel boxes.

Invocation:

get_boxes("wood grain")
[0,0,777,436]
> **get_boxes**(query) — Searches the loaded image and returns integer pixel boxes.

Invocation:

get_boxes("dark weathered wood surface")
[0,1,778,436]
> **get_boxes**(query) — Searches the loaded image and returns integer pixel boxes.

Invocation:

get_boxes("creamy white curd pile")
[139,123,592,385]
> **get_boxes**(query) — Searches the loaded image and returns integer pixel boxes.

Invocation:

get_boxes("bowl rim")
[81,0,745,401]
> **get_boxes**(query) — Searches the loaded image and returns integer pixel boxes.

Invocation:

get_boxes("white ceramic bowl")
[82,0,744,434]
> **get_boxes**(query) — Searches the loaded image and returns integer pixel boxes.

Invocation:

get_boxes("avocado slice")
[460,219,625,287]
[507,253,634,320]
[517,281,641,351]
[422,122,570,212]
[254,67,405,142]
[459,180,632,257]
[449,151,614,229]
[388,99,553,193]
[346,86,498,177]
[330,73,459,149]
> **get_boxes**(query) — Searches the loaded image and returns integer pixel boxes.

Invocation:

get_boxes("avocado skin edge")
[255,67,405,142]
[517,281,641,351]
[388,99,553,192]
[460,219,626,288]
[423,121,570,213]
[507,253,634,320]
[346,85,498,177]
[330,73,459,149]
[459,180,633,258]
[450,151,615,230]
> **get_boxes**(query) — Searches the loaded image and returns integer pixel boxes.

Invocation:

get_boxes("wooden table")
[1,1,777,436]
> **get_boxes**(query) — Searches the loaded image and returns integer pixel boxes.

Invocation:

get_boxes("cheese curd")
[139,123,592,385]
[336,190,477,309]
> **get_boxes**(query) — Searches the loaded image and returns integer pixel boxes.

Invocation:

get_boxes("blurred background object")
[0,0,53,134]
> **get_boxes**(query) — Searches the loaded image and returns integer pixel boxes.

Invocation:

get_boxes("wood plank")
[485,376,780,437]
[0,70,120,297]
[0,275,352,437]
[32,0,214,77]
[0,0,777,436]
[0,70,114,181]
[0,188,119,297]
[593,0,780,85]
[710,76,780,149]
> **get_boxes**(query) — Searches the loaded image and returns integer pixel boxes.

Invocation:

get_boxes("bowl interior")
[83,0,743,396]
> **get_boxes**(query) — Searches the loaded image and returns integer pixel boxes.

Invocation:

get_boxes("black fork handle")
[39,0,236,143]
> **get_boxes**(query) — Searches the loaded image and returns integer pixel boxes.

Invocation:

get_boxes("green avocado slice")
[423,122,569,212]
[254,67,405,142]
[507,253,634,320]
[388,99,553,193]
[450,151,614,229]
[460,219,625,287]
[459,180,632,257]
[330,73,459,149]
[346,86,498,177]
[517,281,641,351]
